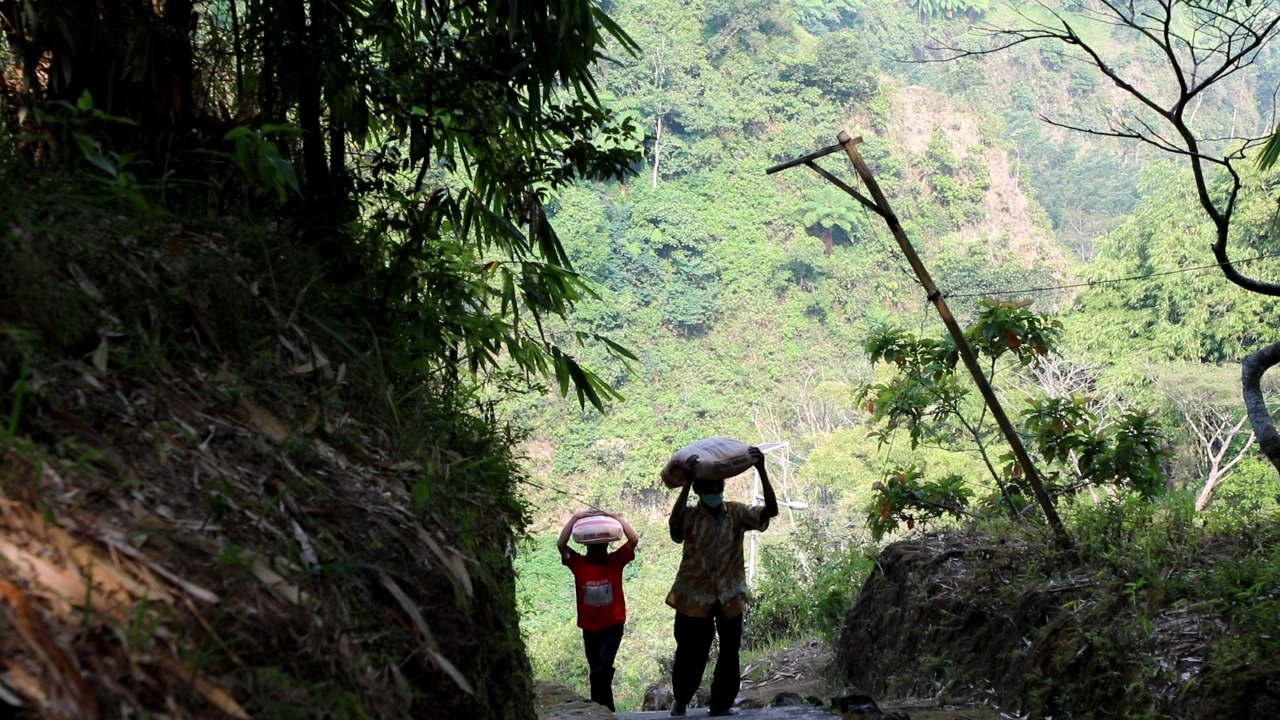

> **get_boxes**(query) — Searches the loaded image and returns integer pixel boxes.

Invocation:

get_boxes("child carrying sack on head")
[557,509,639,712]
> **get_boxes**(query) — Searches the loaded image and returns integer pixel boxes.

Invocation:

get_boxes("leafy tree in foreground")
[0,0,644,411]
[861,300,1169,539]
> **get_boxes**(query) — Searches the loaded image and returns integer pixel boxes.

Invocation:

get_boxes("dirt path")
[614,705,1004,720]
[618,709,833,720]
[535,641,1006,720]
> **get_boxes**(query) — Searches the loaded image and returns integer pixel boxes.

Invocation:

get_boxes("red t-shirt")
[563,543,635,632]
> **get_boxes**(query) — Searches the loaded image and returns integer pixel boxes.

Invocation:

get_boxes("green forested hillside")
[512,0,1280,709]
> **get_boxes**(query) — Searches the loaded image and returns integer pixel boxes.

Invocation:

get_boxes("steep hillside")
[0,177,534,719]
[517,74,1073,518]
[883,83,1067,272]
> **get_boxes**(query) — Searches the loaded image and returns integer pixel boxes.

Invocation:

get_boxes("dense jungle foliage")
[511,0,1280,710]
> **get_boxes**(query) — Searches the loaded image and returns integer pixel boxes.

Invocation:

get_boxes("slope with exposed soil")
[879,82,1069,274]
[0,177,535,719]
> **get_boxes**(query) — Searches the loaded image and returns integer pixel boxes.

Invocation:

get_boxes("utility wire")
[943,250,1280,300]
[519,477,600,511]
[858,200,918,286]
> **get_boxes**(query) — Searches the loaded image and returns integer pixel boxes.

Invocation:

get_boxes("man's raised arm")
[668,455,698,542]
[751,446,779,522]
[557,510,590,562]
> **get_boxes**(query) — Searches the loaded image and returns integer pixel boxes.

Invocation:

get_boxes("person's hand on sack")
[682,453,700,484]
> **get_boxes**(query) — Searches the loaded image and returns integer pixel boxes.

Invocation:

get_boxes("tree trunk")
[1242,341,1280,474]
[163,0,197,136]
[229,0,245,104]
[651,113,663,189]
[1195,471,1222,511]
[259,1,279,123]
[288,0,328,205]
[1195,445,1225,513]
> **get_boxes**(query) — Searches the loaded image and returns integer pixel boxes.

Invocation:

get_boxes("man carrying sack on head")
[557,509,639,712]
[664,445,778,717]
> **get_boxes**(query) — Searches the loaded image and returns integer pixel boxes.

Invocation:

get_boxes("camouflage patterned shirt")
[665,500,771,619]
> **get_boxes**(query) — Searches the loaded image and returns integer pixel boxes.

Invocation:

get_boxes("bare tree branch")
[1038,116,1186,156]
[956,0,1280,472]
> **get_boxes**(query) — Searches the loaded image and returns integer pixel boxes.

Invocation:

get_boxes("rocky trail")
[618,707,835,720]
[538,689,1005,720]
[619,710,1002,720]
[535,636,1007,720]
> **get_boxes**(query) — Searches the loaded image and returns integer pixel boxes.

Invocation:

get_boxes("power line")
[519,477,600,510]
[858,200,917,286]
[943,250,1280,300]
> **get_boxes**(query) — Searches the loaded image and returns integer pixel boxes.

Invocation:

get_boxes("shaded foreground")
[0,193,531,719]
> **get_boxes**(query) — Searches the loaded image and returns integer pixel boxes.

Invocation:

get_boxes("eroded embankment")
[836,531,1280,719]
[0,192,534,719]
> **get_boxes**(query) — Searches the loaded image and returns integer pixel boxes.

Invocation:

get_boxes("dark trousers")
[671,603,743,712]
[583,623,624,711]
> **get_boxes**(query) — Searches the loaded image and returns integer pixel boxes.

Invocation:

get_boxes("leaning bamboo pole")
[767,132,1073,552]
